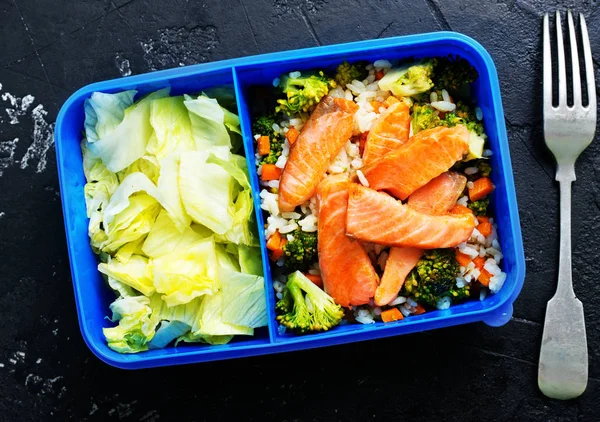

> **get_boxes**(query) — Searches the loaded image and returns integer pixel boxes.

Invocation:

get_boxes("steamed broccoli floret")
[253,115,285,165]
[412,103,442,133]
[402,249,469,307]
[283,229,318,272]
[477,161,492,177]
[253,115,278,138]
[276,71,336,115]
[433,56,479,96]
[379,59,435,97]
[468,197,490,216]
[334,61,369,87]
[276,271,344,333]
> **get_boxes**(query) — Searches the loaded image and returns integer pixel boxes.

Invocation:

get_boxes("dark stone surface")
[1,0,599,420]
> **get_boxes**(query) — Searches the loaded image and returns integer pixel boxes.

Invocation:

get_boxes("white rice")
[431,101,456,112]
[373,59,392,68]
[357,170,369,187]
[436,297,451,310]
[389,296,407,306]
[441,89,450,102]
[289,71,301,78]
[464,167,479,175]
[355,307,376,324]
[475,106,483,121]
[430,91,438,102]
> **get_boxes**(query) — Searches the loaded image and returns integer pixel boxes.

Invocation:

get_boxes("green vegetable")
[468,197,490,216]
[411,103,442,134]
[378,60,435,97]
[252,115,278,138]
[334,61,369,87]
[432,56,478,96]
[276,71,336,115]
[82,88,266,352]
[443,101,484,136]
[276,271,344,334]
[282,229,318,272]
[402,249,470,307]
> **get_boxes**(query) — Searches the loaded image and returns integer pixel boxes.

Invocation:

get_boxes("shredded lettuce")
[102,296,158,353]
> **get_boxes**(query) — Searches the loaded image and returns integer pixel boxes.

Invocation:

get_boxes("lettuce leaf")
[219,268,267,329]
[84,90,137,144]
[148,96,195,160]
[156,153,191,231]
[184,95,240,150]
[102,296,158,353]
[238,245,263,276]
[87,89,169,172]
[179,148,235,234]
[117,155,161,184]
[142,210,205,258]
[98,255,155,296]
[149,238,219,306]
[193,291,253,337]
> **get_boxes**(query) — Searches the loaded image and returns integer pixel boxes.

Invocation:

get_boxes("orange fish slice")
[278,96,358,212]
[362,125,470,200]
[346,184,476,249]
[375,247,422,307]
[362,101,411,165]
[408,171,467,215]
[374,171,468,306]
[317,175,379,307]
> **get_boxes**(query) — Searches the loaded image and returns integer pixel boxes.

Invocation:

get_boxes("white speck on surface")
[90,403,98,416]
[0,138,19,177]
[0,363,4,368]
[140,410,160,422]
[52,328,58,336]
[8,358,16,364]
[2,92,35,124]
[115,52,132,77]
[36,358,42,364]
[20,104,55,172]
[16,351,25,357]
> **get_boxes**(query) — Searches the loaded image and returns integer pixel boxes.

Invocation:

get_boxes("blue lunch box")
[55,31,526,369]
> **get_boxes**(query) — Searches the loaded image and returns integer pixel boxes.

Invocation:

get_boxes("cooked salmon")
[346,184,476,248]
[408,171,467,215]
[317,175,379,307]
[375,172,467,305]
[362,125,470,200]
[362,101,411,165]
[375,247,422,306]
[278,96,358,212]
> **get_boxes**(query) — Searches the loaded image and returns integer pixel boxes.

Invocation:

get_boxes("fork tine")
[556,11,567,106]
[580,13,597,110]
[543,13,553,111]
[567,10,581,106]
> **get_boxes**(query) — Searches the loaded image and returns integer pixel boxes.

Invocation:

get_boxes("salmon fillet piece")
[375,247,422,306]
[317,175,379,307]
[278,96,358,212]
[346,184,476,249]
[362,101,411,165]
[375,171,468,305]
[362,125,470,200]
[408,171,467,215]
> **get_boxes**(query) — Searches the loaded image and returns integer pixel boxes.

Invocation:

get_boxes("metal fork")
[539,10,597,400]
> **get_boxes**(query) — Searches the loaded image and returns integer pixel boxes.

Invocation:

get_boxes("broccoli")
[379,59,435,97]
[276,71,336,115]
[253,115,285,165]
[276,271,344,333]
[334,61,369,87]
[283,229,318,272]
[433,56,479,97]
[468,197,490,216]
[412,103,442,133]
[402,249,469,307]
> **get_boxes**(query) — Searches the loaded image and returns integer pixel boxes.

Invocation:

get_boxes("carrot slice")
[478,268,492,286]
[261,164,282,181]
[269,248,284,262]
[370,100,385,111]
[478,221,493,237]
[257,136,270,155]
[375,70,385,80]
[469,177,495,201]
[304,273,323,288]
[476,216,490,224]
[413,304,426,315]
[381,308,404,322]
[455,251,472,267]
[266,231,282,251]
[286,126,299,145]
[383,95,400,107]
[473,256,486,270]
[450,204,473,215]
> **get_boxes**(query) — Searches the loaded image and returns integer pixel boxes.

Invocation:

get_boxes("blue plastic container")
[55,31,526,369]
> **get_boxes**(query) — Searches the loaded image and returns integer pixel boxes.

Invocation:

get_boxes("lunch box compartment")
[55,32,525,369]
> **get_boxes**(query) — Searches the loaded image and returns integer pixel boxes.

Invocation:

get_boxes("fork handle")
[556,163,576,298]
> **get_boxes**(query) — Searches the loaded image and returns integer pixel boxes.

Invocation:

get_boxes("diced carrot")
[455,251,472,267]
[450,204,473,215]
[357,131,368,155]
[413,304,426,315]
[269,248,284,262]
[469,177,495,201]
[286,126,300,145]
[477,216,490,224]
[261,164,282,181]
[266,231,282,251]
[304,273,323,288]
[381,308,404,322]
[478,268,492,287]
[478,221,493,237]
[370,100,385,111]
[473,256,486,270]
[257,135,270,155]
[375,69,385,80]
[383,95,400,107]
[268,236,287,262]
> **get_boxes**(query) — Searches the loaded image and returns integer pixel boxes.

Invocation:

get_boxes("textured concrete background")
[1,0,599,420]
